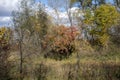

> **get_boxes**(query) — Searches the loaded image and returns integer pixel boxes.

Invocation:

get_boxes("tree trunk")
[19,30,24,80]
[19,40,23,80]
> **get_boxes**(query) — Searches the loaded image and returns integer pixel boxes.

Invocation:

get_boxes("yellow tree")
[84,4,120,47]
[0,27,10,49]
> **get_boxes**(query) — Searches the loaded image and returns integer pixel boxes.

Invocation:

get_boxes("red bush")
[43,25,79,59]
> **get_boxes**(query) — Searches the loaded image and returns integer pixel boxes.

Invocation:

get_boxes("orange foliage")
[43,25,79,59]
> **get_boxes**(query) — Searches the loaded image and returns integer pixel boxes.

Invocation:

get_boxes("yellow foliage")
[84,4,120,47]
[99,34,109,46]
[0,27,10,48]
[95,4,120,27]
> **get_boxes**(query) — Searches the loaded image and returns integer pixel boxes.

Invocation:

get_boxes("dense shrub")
[0,27,12,80]
[43,25,79,60]
[34,63,49,80]
[62,62,120,80]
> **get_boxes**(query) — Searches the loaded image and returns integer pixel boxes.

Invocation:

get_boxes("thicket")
[0,27,12,80]
[43,25,79,60]
[0,0,120,80]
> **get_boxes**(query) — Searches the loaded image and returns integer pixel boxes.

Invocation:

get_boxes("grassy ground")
[9,44,120,80]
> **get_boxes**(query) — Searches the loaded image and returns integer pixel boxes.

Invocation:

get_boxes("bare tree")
[12,0,34,79]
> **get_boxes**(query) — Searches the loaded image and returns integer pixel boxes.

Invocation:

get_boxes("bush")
[43,25,79,60]
[0,27,12,80]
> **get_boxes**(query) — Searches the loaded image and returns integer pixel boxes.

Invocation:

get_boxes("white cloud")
[0,17,11,26]
[45,6,83,26]
[0,0,19,16]
[0,0,19,10]
[0,1,84,26]
[0,0,19,26]
[0,17,11,22]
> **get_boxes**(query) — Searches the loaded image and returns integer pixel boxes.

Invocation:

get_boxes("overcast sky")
[0,0,48,27]
[0,0,19,26]
[0,0,114,27]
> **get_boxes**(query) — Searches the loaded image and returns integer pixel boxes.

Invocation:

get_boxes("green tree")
[35,3,50,40]
[30,2,52,49]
